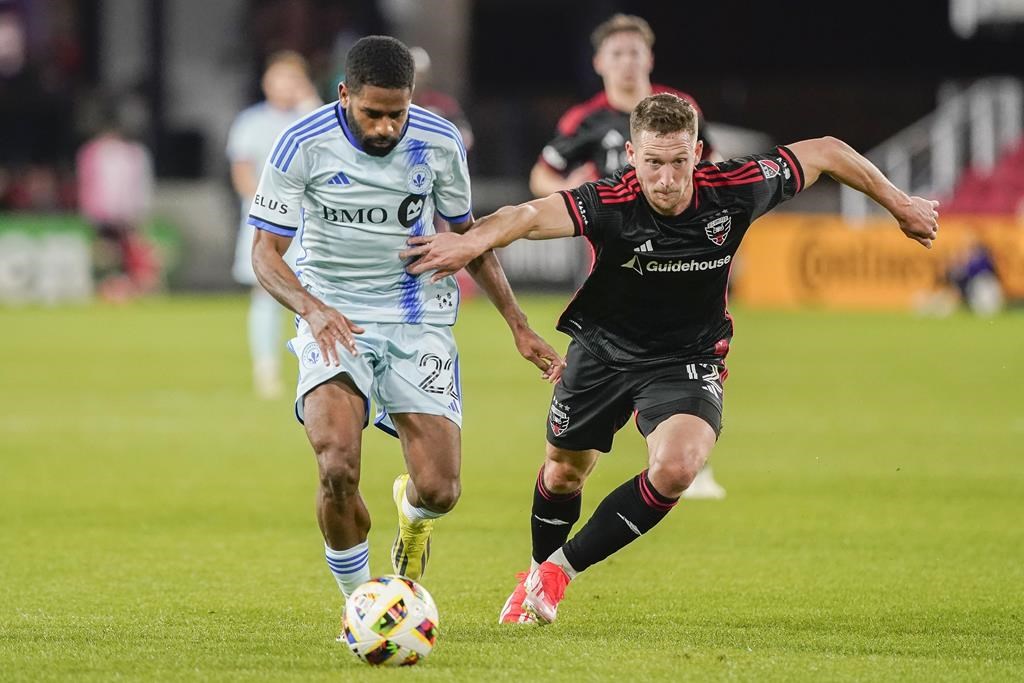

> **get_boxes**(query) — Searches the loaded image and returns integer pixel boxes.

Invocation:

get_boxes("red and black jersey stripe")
[694,160,764,188]
[554,147,802,369]
[559,189,587,236]
[595,169,641,204]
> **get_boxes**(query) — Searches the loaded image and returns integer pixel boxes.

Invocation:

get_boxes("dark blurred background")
[0,0,1021,304]
[4,0,1022,183]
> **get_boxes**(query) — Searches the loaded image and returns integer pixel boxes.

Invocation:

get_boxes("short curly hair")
[344,35,415,93]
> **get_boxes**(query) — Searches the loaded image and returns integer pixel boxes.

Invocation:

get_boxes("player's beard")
[346,110,400,157]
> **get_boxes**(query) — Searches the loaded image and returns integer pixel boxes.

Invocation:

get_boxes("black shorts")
[546,341,725,453]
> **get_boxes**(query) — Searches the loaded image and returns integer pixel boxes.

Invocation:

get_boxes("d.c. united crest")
[705,214,732,246]
[549,401,570,436]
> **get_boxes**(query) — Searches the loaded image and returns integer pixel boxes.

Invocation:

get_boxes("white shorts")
[287,320,463,435]
[233,219,301,285]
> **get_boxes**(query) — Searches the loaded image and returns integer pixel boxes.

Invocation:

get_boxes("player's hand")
[512,326,565,383]
[401,232,484,282]
[896,197,940,249]
[303,302,364,366]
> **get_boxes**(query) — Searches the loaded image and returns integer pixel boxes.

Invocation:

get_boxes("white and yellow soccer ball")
[342,575,439,666]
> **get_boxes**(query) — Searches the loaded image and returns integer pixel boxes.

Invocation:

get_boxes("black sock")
[531,466,582,565]
[562,469,677,573]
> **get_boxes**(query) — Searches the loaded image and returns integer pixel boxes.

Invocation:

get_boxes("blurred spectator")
[0,9,74,170]
[916,238,1005,317]
[0,4,83,212]
[76,120,159,301]
[949,239,1005,316]
[227,50,320,399]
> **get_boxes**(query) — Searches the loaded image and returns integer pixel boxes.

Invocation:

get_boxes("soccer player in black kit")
[402,93,940,625]
[531,13,727,500]
[529,13,718,197]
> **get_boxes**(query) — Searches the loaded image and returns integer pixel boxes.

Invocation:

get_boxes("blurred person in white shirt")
[227,51,321,398]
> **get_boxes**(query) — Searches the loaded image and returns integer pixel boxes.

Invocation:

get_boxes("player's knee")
[651,445,707,495]
[544,460,587,494]
[416,477,460,513]
[319,461,360,502]
[314,441,361,501]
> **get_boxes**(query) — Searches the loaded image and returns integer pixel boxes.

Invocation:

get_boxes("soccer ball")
[342,575,439,666]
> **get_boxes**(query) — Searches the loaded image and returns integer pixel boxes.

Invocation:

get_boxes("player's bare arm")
[402,193,575,280]
[788,137,940,248]
[429,215,565,383]
[251,228,363,364]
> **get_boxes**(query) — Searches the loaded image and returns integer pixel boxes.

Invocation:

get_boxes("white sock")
[401,494,445,523]
[324,541,370,598]
[529,558,540,573]
[546,547,579,580]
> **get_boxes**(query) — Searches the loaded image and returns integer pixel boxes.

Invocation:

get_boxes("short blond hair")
[630,93,697,140]
[590,14,655,51]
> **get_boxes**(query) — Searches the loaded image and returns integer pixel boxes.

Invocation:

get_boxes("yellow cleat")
[390,474,433,580]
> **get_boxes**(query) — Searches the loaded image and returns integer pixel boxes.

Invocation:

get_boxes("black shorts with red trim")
[545,341,724,453]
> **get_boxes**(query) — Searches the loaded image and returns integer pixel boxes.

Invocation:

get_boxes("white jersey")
[228,101,314,284]
[247,102,471,325]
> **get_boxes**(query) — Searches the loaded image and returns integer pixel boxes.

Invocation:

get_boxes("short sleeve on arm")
[559,167,635,245]
[434,144,472,225]
[697,146,805,221]
[246,152,306,238]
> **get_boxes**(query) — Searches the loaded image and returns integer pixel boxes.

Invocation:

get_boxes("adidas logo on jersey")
[326,170,351,185]
[634,240,654,253]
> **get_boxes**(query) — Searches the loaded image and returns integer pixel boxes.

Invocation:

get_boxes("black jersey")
[556,146,805,367]
[539,85,715,178]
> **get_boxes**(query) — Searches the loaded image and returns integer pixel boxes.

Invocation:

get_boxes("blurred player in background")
[530,13,718,197]
[531,13,725,499]
[248,36,563,632]
[403,93,940,625]
[76,118,158,301]
[227,51,321,398]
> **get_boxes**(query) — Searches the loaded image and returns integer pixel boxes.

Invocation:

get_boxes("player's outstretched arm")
[402,193,575,280]
[788,137,939,248]
[252,229,363,365]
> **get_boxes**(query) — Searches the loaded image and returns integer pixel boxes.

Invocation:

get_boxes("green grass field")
[1,295,1022,681]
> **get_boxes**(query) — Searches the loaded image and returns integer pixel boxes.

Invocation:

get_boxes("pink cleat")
[498,572,537,625]
[522,561,570,624]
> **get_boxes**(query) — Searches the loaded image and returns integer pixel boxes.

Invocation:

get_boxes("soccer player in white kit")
[227,51,320,398]
[249,36,564,626]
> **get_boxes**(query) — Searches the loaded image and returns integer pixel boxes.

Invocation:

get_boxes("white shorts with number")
[287,320,462,434]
